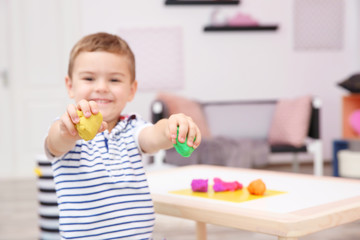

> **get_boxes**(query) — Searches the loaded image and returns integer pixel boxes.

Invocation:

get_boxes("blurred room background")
[1,0,359,178]
[2,0,360,239]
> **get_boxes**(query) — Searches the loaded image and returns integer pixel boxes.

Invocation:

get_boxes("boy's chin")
[100,112,122,122]
[97,106,123,119]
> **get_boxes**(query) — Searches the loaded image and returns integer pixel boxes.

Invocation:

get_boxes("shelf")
[165,0,240,5]
[204,25,278,32]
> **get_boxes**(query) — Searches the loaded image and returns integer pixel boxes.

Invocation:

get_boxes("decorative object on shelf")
[338,73,360,93]
[227,12,259,26]
[210,9,258,26]
[206,9,278,32]
[210,8,229,26]
[165,0,239,5]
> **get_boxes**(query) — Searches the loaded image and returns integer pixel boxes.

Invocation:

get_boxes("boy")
[45,32,201,239]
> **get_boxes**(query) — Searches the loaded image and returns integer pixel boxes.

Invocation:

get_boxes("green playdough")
[173,127,195,157]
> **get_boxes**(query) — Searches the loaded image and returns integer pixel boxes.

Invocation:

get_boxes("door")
[0,0,13,177]
[3,0,80,178]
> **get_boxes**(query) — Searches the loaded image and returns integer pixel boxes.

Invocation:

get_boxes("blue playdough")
[174,127,195,157]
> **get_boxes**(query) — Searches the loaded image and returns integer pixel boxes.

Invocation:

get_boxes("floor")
[0,162,359,240]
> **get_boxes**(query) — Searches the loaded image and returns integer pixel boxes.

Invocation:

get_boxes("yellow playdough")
[75,110,103,141]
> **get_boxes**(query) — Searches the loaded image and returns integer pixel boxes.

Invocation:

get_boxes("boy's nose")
[95,79,109,92]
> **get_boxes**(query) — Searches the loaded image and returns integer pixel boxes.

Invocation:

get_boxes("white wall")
[78,0,360,160]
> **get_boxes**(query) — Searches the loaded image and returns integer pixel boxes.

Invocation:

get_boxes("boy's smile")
[65,51,137,132]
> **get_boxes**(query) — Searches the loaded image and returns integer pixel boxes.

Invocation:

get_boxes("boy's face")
[66,51,137,130]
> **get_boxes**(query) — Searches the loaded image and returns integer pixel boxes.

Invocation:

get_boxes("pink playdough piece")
[191,179,208,192]
[349,110,360,135]
[213,177,243,192]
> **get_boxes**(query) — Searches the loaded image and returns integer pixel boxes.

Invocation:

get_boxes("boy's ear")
[65,75,74,99]
[128,80,138,102]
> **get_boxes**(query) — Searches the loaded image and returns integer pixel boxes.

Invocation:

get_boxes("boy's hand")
[59,100,107,139]
[167,113,201,148]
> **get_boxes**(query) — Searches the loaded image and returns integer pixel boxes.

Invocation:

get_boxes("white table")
[147,165,360,240]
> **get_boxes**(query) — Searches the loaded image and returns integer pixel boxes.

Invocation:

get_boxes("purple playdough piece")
[191,179,208,192]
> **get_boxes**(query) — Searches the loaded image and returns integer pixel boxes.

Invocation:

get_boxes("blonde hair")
[68,32,135,81]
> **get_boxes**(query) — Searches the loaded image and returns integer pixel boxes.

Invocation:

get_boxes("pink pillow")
[349,110,360,135]
[268,95,312,147]
[156,92,212,138]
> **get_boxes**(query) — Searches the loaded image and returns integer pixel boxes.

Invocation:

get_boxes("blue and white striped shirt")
[49,114,155,240]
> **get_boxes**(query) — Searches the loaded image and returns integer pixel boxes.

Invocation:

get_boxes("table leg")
[196,221,207,240]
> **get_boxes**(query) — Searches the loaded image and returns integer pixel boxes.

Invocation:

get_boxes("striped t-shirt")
[49,114,155,240]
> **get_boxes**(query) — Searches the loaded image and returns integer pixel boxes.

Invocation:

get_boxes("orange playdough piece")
[247,179,266,195]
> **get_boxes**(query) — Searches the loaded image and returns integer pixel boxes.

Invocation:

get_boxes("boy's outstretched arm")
[46,100,107,157]
[138,113,201,154]
[46,119,80,157]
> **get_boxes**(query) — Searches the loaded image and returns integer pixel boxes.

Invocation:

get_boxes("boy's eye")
[84,77,93,81]
[110,79,120,82]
